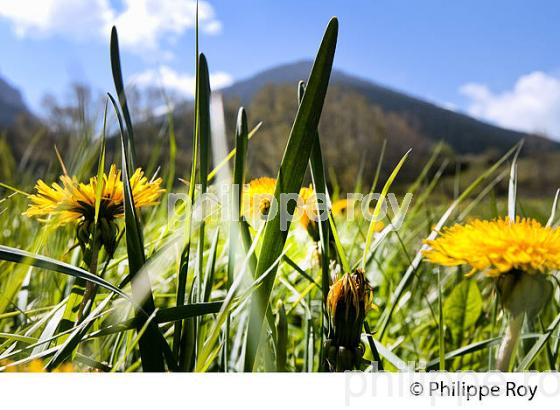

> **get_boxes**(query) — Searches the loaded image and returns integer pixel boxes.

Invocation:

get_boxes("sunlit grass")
[0,15,559,373]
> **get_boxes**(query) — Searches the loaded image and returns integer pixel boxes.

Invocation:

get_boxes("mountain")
[222,60,558,154]
[0,75,28,126]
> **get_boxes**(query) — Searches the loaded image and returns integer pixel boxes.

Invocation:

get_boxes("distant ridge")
[222,60,557,154]
[0,74,28,126]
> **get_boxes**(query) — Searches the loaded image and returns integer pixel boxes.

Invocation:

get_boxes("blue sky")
[1,0,559,138]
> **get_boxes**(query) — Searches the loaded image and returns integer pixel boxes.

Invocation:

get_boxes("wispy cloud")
[130,65,233,98]
[0,0,221,57]
[460,71,560,139]
[112,0,221,54]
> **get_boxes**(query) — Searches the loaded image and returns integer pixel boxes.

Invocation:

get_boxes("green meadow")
[0,17,559,373]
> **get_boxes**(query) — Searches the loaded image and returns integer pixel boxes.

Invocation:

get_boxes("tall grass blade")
[224,107,249,370]
[110,26,136,169]
[174,4,201,358]
[298,81,330,300]
[437,267,445,371]
[109,93,166,372]
[207,122,260,183]
[94,101,108,224]
[546,189,560,227]
[299,80,331,369]
[518,312,560,370]
[328,213,351,272]
[369,139,387,194]
[0,245,127,299]
[203,228,220,302]
[361,149,410,270]
[243,17,338,371]
[508,143,523,220]
[196,53,212,297]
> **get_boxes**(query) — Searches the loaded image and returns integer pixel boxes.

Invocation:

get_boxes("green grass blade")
[508,143,522,220]
[109,93,166,372]
[88,301,224,338]
[228,108,249,285]
[0,333,37,344]
[196,52,212,297]
[546,189,560,227]
[224,108,248,370]
[243,17,338,371]
[207,122,260,183]
[361,149,410,270]
[174,9,201,356]
[203,228,220,302]
[0,245,127,299]
[165,101,177,193]
[299,80,330,369]
[282,256,321,289]
[426,337,502,370]
[518,312,560,370]
[31,304,65,356]
[157,301,223,323]
[111,309,158,372]
[110,26,136,169]
[0,181,28,196]
[298,82,330,290]
[191,52,211,369]
[369,337,408,370]
[363,321,383,371]
[328,213,351,272]
[405,142,442,195]
[94,101,108,224]
[46,296,113,370]
[369,139,387,194]
[437,267,445,370]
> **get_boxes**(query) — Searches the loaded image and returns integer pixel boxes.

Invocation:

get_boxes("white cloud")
[0,0,113,39]
[203,20,222,35]
[0,0,221,55]
[460,71,560,139]
[113,0,221,53]
[130,65,233,98]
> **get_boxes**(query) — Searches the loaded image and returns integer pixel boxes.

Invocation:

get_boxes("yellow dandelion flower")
[24,164,163,226]
[242,178,330,240]
[423,217,560,277]
[0,359,75,372]
[27,359,47,372]
[331,198,353,217]
[242,177,276,220]
[297,185,317,230]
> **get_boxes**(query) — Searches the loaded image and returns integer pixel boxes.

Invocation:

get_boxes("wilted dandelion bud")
[325,269,373,371]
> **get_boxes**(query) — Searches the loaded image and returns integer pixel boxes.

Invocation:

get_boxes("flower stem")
[496,312,524,371]
[78,236,100,321]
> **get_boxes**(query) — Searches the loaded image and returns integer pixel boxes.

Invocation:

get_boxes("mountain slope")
[222,60,557,154]
[0,75,28,126]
